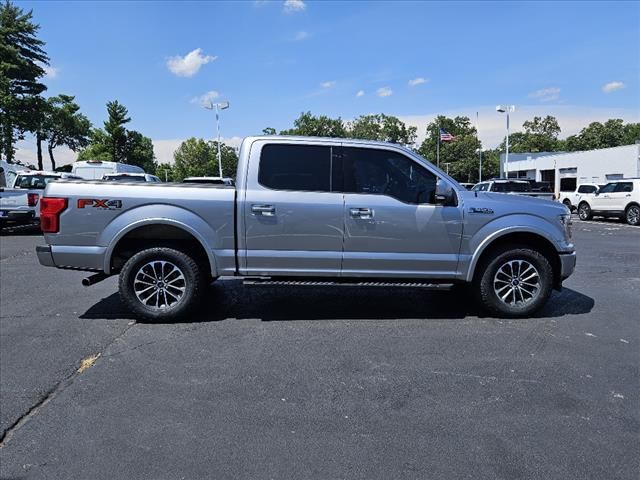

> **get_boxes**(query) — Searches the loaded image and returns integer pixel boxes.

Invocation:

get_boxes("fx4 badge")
[77,199,122,210]
[470,207,494,214]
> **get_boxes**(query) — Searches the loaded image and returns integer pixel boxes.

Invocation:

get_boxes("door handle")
[251,204,276,216]
[350,207,374,219]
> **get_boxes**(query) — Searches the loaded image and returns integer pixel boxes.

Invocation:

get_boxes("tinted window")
[578,185,597,194]
[14,175,60,189]
[614,182,633,193]
[259,144,331,192]
[104,175,147,182]
[599,183,616,193]
[492,182,530,193]
[341,147,437,204]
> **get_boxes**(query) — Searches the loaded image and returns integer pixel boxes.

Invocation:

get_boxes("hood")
[459,190,569,215]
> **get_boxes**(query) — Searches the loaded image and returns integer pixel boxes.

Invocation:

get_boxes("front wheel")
[119,247,206,321]
[474,246,553,318]
[578,202,592,221]
[625,204,640,226]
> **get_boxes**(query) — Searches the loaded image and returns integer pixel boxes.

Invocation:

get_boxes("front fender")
[99,204,219,275]
[463,213,568,282]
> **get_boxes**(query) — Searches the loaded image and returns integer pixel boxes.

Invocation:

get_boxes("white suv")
[559,183,601,211]
[577,179,640,226]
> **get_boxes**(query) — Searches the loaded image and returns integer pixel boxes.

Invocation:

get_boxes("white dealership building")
[501,143,640,193]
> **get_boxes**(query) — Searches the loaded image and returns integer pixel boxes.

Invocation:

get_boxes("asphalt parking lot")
[0,218,638,479]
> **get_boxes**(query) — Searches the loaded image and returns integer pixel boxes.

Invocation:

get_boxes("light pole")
[204,101,230,178]
[496,105,515,178]
[475,147,483,182]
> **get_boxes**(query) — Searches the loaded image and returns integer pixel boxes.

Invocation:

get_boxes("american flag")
[439,128,454,141]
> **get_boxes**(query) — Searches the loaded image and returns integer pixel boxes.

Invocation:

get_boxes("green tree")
[172,138,238,181]
[262,127,276,135]
[42,94,91,170]
[348,113,417,145]
[77,100,155,172]
[103,100,130,162]
[501,115,561,153]
[0,0,48,162]
[155,163,174,182]
[280,111,347,137]
[124,130,156,174]
[560,119,639,151]
[418,116,482,182]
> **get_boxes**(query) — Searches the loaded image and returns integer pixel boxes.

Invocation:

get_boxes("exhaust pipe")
[82,272,110,287]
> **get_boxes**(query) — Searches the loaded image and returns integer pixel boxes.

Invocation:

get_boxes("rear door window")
[613,182,633,193]
[259,144,332,192]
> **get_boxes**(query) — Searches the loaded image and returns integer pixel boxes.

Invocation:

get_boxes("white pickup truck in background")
[471,179,556,200]
[1,170,82,226]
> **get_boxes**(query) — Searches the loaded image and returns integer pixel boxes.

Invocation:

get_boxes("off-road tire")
[578,202,592,221]
[119,247,206,322]
[474,246,553,318]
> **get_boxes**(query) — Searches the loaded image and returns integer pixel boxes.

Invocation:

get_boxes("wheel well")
[625,202,639,211]
[110,224,211,277]
[473,232,561,288]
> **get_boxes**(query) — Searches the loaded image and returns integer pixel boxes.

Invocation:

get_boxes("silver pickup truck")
[37,136,576,320]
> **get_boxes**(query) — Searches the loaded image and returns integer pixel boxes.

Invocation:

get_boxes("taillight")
[28,193,39,207]
[40,197,68,233]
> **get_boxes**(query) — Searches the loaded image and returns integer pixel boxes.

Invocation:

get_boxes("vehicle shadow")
[80,279,595,324]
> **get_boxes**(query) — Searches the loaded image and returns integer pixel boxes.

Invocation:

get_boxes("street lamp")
[496,105,515,178]
[475,147,483,182]
[204,101,230,178]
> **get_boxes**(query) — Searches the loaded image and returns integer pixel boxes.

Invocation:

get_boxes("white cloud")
[377,87,393,97]
[602,81,625,93]
[356,90,365,97]
[166,48,217,77]
[293,31,309,41]
[320,81,336,88]
[529,87,561,102]
[283,0,305,13]
[190,90,220,107]
[43,65,59,79]
[408,77,427,87]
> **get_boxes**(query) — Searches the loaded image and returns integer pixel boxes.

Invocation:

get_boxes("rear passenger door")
[242,142,344,276]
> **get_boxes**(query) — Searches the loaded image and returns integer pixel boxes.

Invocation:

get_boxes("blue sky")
[16,0,640,165]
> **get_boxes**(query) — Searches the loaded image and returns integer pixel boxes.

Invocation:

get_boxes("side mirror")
[435,180,455,205]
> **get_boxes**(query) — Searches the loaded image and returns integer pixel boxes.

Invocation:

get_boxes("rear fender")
[99,204,219,275]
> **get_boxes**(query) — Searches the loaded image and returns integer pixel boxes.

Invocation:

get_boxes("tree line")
[0,1,155,172]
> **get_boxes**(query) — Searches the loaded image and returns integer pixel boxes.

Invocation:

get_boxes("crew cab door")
[241,142,344,276]
[337,146,463,279]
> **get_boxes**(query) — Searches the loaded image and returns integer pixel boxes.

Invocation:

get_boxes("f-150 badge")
[469,207,494,214]
[77,199,122,210]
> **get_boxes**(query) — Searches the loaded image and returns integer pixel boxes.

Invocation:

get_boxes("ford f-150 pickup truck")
[37,136,576,320]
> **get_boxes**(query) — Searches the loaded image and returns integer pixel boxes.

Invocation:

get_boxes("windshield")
[104,175,147,182]
[14,175,60,189]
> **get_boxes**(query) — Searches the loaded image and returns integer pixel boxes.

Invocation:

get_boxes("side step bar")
[243,278,454,290]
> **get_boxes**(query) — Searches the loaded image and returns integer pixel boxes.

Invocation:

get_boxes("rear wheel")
[578,202,592,221]
[562,199,572,210]
[119,247,206,321]
[474,246,553,318]
[626,204,640,226]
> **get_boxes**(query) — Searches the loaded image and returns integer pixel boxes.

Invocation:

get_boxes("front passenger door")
[338,146,463,279]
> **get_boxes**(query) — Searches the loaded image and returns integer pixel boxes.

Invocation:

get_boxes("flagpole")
[436,116,440,168]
